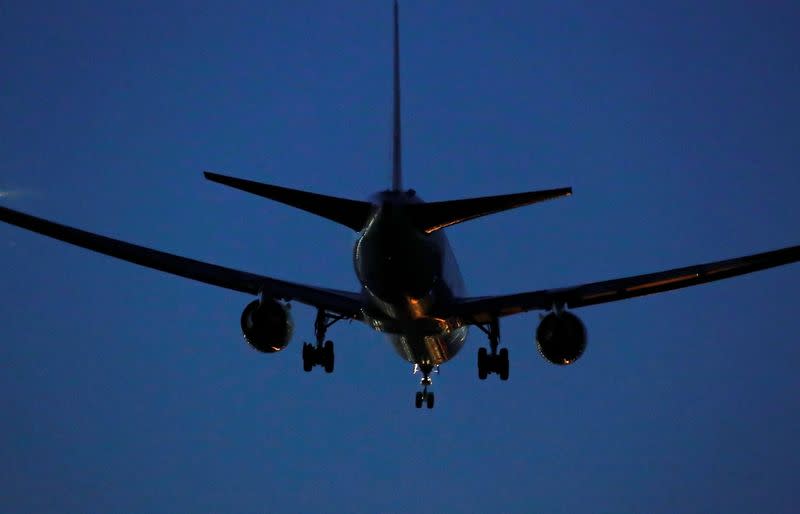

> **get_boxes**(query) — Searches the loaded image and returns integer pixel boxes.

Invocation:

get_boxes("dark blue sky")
[2,1,799,512]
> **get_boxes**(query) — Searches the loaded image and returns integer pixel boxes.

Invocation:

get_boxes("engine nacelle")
[240,299,293,353]
[535,311,587,365]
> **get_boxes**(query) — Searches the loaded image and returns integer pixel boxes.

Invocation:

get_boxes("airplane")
[1,1,798,409]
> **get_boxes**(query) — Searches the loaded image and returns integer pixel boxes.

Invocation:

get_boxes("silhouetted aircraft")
[1,1,798,408]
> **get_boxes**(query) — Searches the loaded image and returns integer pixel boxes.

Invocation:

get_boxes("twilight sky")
[1,1,799,512]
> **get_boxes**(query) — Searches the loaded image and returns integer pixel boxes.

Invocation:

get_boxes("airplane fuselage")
[354,191,469,366]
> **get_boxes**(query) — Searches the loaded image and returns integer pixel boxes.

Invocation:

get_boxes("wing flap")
[443,244,800,324]
[0,206,363,318]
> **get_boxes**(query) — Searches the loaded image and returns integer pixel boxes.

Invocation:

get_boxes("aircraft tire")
[499,348,509,381]
[323,340,335,373]
[477,347,488,380]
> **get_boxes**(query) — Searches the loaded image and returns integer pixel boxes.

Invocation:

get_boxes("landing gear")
[476,318,509,381]
[302,340,334,373]
[413,363,436,409]
[415,390,434,409]
[302,309,344,373]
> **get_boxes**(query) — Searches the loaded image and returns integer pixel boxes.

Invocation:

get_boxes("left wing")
[0,206,363,318]
[441,244,800,324]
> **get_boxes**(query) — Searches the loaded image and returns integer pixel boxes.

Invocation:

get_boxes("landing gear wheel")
[413,363,436,409]
[323,340,335,373]
[499,348,509,381]
[476,318,510,381]
[302,309,343,374]
[477,347,488,380]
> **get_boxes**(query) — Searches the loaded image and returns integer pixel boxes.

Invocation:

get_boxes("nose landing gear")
[415,389,434,409]
[413,363,437,409]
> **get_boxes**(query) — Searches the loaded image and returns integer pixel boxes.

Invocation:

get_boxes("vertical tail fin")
[391,0,403,192]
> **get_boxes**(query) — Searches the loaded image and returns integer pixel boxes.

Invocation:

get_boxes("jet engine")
[535,311,587,365]
[240,298,293,353]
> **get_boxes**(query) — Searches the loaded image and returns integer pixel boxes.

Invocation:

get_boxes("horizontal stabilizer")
[409,187,572,233]
[204,172,373,232]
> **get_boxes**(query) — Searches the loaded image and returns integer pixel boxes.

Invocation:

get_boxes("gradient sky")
[1,1,799,512]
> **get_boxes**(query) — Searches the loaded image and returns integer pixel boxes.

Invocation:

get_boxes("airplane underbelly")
[387,326,468,366]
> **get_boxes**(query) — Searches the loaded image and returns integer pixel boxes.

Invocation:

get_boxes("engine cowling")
[535,311,587,365]
[240,299,293,353]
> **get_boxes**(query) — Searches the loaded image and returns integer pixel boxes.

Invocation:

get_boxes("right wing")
[442,244,800,324]
[0,206,364,318]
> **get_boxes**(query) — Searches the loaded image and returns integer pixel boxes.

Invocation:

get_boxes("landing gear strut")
[413,363,436,409]
[476,318,509,380]
[302,309,344,373]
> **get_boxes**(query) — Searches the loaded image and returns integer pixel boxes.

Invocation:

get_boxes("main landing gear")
[413,363,437,409]
[302,309,345,373]
[476,318,509,381]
